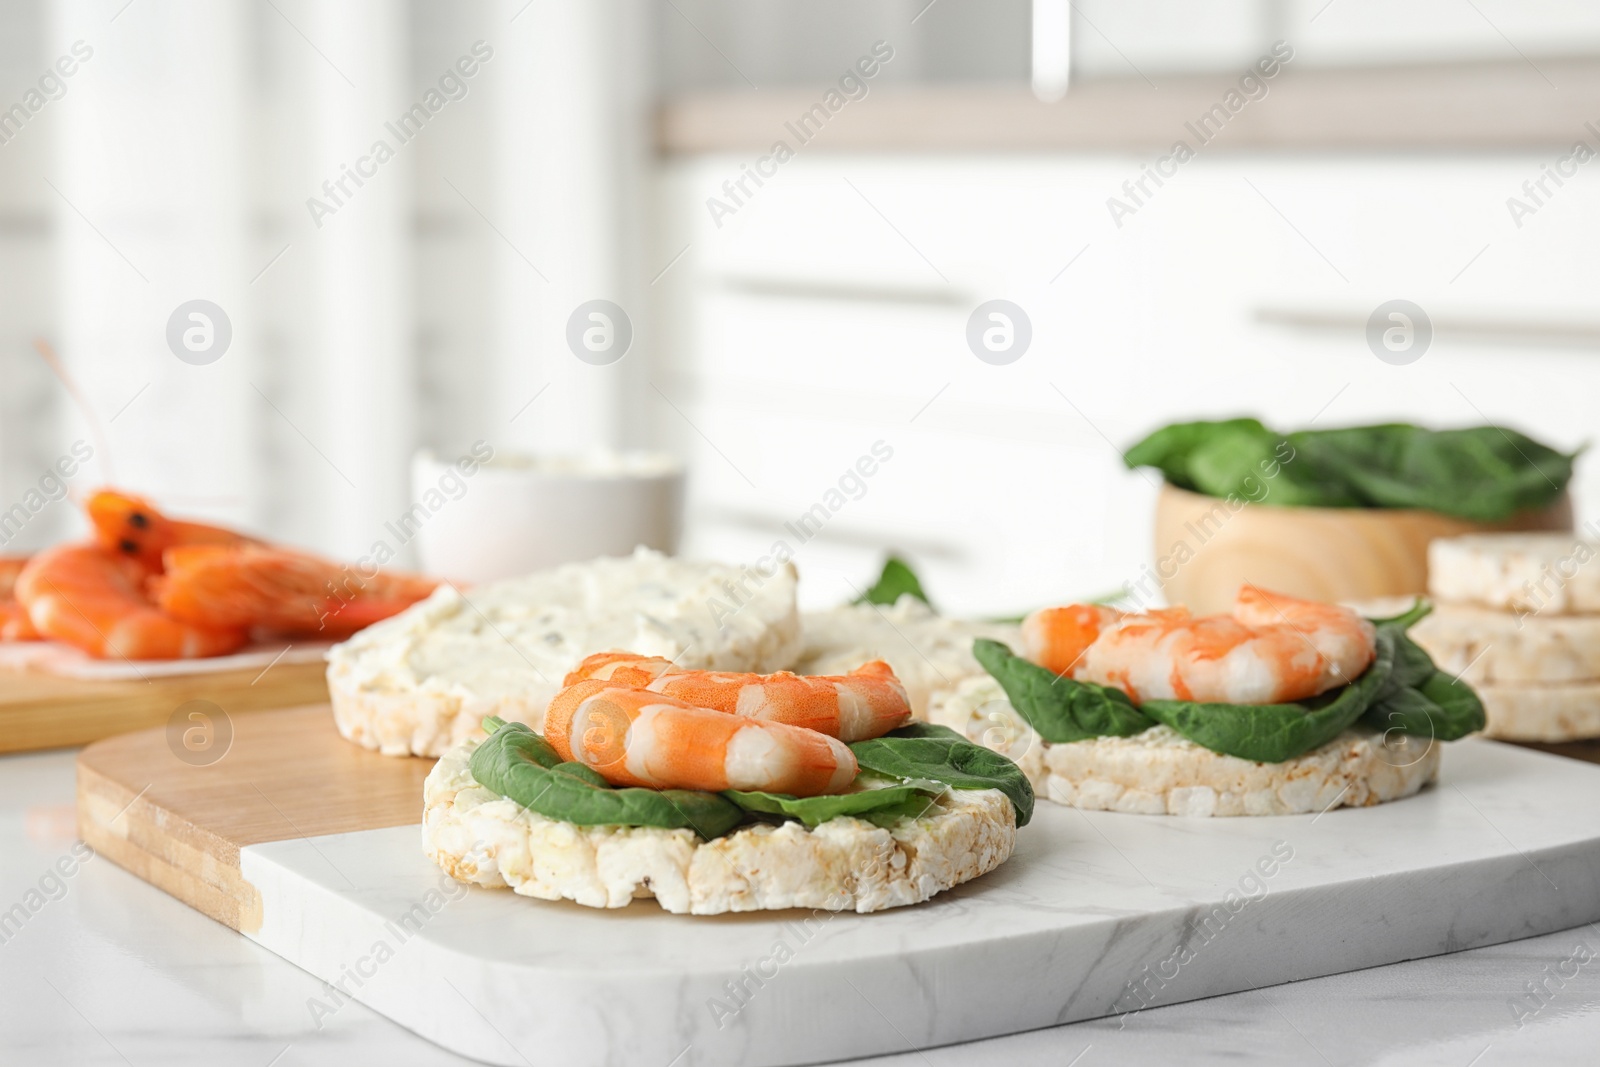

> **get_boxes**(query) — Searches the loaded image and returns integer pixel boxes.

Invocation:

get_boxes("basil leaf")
[1138,628,1398,763]
[470,719,745,839]
[855,555,931,607]
[724,781,945,829]
[851,723,1034,827]
[973,638,1154,743]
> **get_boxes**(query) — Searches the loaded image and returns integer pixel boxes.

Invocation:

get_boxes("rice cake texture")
[1410,604,1600,685]
[793,597,1021,718]
[1473,682,1600,742]
[1429,534,1600,615]
[329,549,802,757]
[423,737,1017,914]
[932,676,1439,817]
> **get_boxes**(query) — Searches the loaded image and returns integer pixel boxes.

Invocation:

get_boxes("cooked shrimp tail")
[1020,603,1125,677]
[543,679,859,795]
[564,653,913,741]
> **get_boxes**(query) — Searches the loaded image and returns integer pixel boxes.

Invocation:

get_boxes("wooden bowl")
[1152,484,1573,614]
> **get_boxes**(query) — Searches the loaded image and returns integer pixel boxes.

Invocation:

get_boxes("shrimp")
[1019,603,1125,677]
[564,653,912,742]
[0,555,40,640]
[87,489,261,573]
[544,679,859,795]
[15,543,248,659]
[152,543,438,638]
[1021,585,1377,706]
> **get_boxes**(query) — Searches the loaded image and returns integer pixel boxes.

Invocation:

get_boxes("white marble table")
[3,747,1599,1067]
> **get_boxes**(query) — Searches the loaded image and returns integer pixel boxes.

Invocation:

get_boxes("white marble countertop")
[3,747,1598,1066]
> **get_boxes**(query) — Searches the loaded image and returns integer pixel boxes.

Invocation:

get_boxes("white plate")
[238,739,1600,1066]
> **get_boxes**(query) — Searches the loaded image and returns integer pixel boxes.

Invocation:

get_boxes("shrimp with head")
[543,679,859,795]
[1021,586,1377,706]
[86,489,261,573]
[564,652,912,742]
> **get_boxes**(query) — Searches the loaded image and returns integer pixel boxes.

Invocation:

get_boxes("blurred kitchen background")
[1,0,1597,614]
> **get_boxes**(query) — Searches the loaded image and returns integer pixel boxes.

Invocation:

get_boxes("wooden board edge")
[76,759,263,934]
[0,662,330,755]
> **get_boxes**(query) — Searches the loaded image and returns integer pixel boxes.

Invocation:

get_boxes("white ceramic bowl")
[411,449,685,582]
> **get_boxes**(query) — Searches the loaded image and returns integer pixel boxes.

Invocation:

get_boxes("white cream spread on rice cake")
[328,548,802,756]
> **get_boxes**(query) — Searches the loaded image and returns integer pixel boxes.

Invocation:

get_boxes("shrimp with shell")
[1021,585,1377,706]
[15,543,248,659]
[564,652,912,742]
[0,555,40,640]
[543,678,859,796]
[152,543,438,638]
[86,489,262,572]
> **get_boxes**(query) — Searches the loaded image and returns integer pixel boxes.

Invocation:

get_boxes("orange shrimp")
[564,653,913,742]
[15,543,248,659]
[1021,586,1377,706]
[152,543,438,639]
[544,679,859,795]
[1019,603,1125,677]
[0,555,40,640]
[86,489,261,573]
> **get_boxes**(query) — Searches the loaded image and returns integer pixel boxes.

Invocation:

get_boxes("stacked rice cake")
[1416,533,1600,741]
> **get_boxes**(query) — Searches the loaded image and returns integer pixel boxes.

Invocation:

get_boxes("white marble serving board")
[237,739,1600,1067]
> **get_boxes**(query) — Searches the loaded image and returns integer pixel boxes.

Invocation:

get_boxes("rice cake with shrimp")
[931,676,1439,817]
[423,734,1017,914]
[793,596,1020,718]
[328,549,802,757]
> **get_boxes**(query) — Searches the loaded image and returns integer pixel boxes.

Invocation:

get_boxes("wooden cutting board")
[0,660,328,754]
[77,704,430,932]
[76,708,1600,1067]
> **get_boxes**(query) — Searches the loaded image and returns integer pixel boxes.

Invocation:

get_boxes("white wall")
[658,152,1600,615]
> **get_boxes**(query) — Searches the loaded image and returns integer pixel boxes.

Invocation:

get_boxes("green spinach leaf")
[1123,418,1270,492]
[724,780,946,829]
[973,637,1154,743]
[851,723,1035,827]
[470,718,745,839]
[1124,419,1575,522]
[1361,662,1485,743]
[855,555,931,608]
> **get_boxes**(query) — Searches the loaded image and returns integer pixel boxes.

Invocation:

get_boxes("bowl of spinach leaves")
[1128,419,1576,614]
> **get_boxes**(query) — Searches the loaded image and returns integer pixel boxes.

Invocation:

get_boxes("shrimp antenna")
[32,337,115,487]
